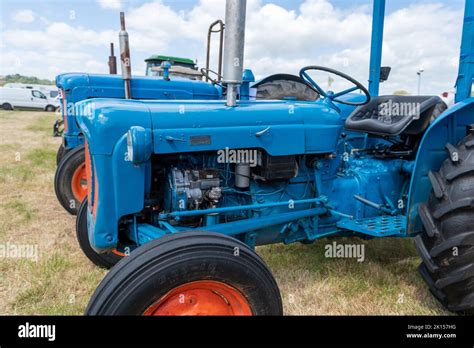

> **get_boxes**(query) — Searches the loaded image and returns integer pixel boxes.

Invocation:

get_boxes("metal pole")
[455,0,474,103]
[206,20,225,83]
[368,0,386,96]
[417,72,422,95]
[108,43,117,75]
[119,12,132,99]
[223,0,247,107]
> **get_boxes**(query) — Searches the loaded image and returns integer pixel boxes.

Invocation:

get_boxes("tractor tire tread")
[417,134,474,314]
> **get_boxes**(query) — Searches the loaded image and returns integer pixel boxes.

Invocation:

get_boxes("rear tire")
[54,145,87,215]
[2,103,13,110]
[76,199,123,269]
[45,105,56,112]
[86,232,283,316]
[416,133,474,314]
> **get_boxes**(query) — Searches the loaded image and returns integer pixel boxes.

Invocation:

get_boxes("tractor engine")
[167,168,222,211]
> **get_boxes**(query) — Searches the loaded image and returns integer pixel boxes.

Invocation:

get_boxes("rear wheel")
[54,145,87,215]
[2,103,13,110]
[416,133,474,314]
[45,105,56,112]
[86,232,283,316]
[76,199,123,269]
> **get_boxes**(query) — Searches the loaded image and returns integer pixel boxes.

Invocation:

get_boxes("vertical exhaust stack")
[223,0,247,107]
[108,43,117,75]
[119,12,132,99]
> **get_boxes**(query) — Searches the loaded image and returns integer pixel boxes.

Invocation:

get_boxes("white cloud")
[12,9,35,23]
[97,0,123,10]
[0,0,464,95]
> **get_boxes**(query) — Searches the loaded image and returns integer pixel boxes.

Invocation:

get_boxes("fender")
[406,98,474,235]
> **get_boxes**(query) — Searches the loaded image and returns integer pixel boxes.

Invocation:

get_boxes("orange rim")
[143,280,252,316]
[71,163,88,202]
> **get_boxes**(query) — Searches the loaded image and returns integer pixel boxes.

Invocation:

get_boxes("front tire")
[54,145,87,215]
[76,199,123,269]
[56,144,69,165]
[86,232,283,316]
[416,133,474,314]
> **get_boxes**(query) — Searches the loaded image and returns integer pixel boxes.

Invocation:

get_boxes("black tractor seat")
[345,95,446,136]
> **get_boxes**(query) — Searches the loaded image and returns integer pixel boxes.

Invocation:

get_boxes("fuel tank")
[77,98,344,157]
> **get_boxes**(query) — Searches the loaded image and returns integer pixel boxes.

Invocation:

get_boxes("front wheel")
[416,133,474,314]
[76,199,123,269]
[86,232,283,316]
[54,145,87,215]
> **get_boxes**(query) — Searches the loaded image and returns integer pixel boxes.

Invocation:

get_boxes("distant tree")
[393,90,410,95]
[1,74,54,86]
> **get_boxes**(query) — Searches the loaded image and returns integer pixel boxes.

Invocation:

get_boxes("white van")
[0,87,57,112]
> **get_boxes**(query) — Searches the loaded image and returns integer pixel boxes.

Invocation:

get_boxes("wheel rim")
[71,163,88,202]
[143,280,252,316]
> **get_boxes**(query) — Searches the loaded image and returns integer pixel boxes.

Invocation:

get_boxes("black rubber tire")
[55,144,69,165]
[45,105,56,112]
[416,133,474,314]
[2,103,13,110]
[54,145,86,215]
[76,199,123,269]
[86,231,283,316]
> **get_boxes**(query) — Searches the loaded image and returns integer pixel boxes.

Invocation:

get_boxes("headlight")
[127,126,153,165]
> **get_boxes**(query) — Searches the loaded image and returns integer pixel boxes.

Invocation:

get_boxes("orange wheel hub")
[143,280,252,316]
[71,163,88,202]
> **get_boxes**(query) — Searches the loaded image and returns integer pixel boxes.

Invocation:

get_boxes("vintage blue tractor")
[53,13,224,216]
[76,0,474,315]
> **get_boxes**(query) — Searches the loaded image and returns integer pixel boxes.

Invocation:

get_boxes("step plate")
[337,215,406,237]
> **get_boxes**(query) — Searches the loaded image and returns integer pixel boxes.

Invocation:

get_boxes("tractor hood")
[76,98,344,157]
[56,73,221,101]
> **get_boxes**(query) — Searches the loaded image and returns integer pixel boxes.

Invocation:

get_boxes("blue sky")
[0,0,466,94]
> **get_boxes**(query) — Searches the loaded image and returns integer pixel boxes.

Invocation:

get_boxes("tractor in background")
[77,0,474,315]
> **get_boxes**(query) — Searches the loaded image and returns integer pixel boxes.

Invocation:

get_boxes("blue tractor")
[53,12,224,216]
[76,0,473,315]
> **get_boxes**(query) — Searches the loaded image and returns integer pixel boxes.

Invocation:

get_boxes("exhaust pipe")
[223,0,247,107]
[108,43,117,75]
[119,12,132,99]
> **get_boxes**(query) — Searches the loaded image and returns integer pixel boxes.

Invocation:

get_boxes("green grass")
[3,199,34,222]
[26,148,56,170]
[26,114,58,135]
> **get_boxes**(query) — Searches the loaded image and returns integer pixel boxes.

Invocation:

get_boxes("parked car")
[0,87,58,111]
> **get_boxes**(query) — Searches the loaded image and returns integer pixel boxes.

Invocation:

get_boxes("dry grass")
[0,110,449,315]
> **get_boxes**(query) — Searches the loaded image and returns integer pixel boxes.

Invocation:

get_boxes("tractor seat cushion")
[345,95,444,136]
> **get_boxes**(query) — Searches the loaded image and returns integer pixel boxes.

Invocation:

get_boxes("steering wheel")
[201,68,224,86]
[299,66,370,106]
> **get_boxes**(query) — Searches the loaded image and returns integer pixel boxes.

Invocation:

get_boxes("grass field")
[0,110,450,315]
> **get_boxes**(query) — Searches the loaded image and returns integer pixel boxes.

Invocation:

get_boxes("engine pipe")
[223,0,247,107]
[108,43,117,75]
[159,197,327,219]
[119,12,132,99]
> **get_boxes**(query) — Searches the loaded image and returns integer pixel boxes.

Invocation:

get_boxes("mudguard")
[406,98,474,234]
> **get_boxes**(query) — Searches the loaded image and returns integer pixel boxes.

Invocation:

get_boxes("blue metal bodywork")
[77,95,410,251]
[76,0,474,253]
[56,73,221,150]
